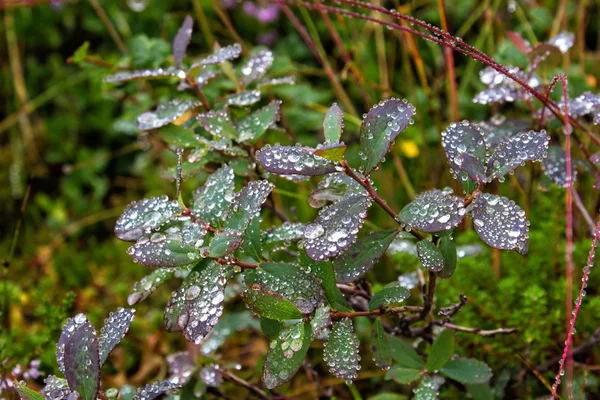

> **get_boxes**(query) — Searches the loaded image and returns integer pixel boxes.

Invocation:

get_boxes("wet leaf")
[166,352,195,385]
[178,261,226,344]
[471,193,529,254]
[388,336,425,369]
[369,285,410,311]
[128,234,202,267]
[324,318,360,382]
[41,376,71,400]
[416,240,445,272]
[208,180,274,257]
[398,189,466,233]
[437,236,457,279]
[137,99,200,131]
[441,359,492,384]
[59,314,100,400]
[225,89,261,107]
[256,75,296,88]
[385,366,423,384]
[243,283,303,321]
[310,304,332,339]
[240,49,274,86]
[262,222,305,245]
[190,43,242,69]
[277,321,306,359]
[460,153,487,183]
[158,124,199,148]
[309,173,367,208]
[132,381,180,400]
[548,32,575,53]
[442,121,488,191]
[172,15,193,68]
[323,103,343,144]
[15,383,44,400]
[359,98,416,174]
[256,144,338,176]
[98,308,135,366]
[298,247,343,308]
[237,100,281,141]
[194,68,219,88]
[314,143,347,162]
[246,262,325,314]
[305,195,371,261]
[485,130,549,181]
[192,164,235,227]
[426,329,454,372]
[414,377,440,400]
[261,318,283,340]
[371,318,391,370]
[199,312,259,355]
[474,66,539,105]
[333,229,398,283]
[262,322,312,389]
[104,66,185,83]
[197,108,238,140]
[476,117,530,150]
[243,216,263,262]
[115,196,180,242]
[542,145,577,188]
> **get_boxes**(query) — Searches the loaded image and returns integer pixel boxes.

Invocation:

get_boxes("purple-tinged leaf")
[542,145,577,188]
[333,229,398,283]
[137,99,201,131]
[132,381,180,400]
[506,31,532,53]
[485,130,550,181]
[237,100,281,141]
[323,103,343,144]
[416,240,445,272]
[471,193,529,255]
[310,304,332,340]
[371,318,391,371]
[304,195,371,261]
[324,318,360,382]
[166,352,195,385]
[172,15,193,68]
[548,32,575,53]
[591,152,600,164]
[262,322,311,389]
[314,143,347,162]
[255,144,338,176]
[441,121,488,192]
[460,153,487,183]
[245,263,325,314]
[474,66,539,105]
[60,314,100,400]
[262,222,305,245]
[242,284,304,321]
[128,267,176,305]
[256,75,296,88]
[98,308,135,366]
[197,108,238,140]
[359,98,415,175]
[192,164,235,227]
[225,89,261,106]
[195,68,219,88]
[115,196,180,242]
[476,116,530,150]
[398,189,466,233]
[127,234,202,267]
[309,173,367,208]
[190,43,242,69]
[199,365,223,387]
[240,49,274,86]
[568,92,600,119]
[369,284,410,311]
[41,376,72,400]
[527,43,563,70]
[104,67,186,83]
[177,261,225,344]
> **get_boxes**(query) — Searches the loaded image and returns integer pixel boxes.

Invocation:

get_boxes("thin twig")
[439,323,518,337]
[219,368,270,400]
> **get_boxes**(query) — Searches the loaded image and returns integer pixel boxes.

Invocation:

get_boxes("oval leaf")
[226,89,261,107]
[485,130,549,180]
[398,189,466,233]
[192,164,235,227]
[416,240,445,272]
[137,99,200,131]
[197,108,238,140]
[471,193,529,254]
[104,67,185,83]
[426,329,455,372]
[369,285,410,311]
[256,144,338,176]
[127,267,175,305]
[323,103,343,144]
[460,153,487,183]
[133,381,180,400]
[243,283,304,321]
[385,366,423,384]
[237,100,281,141]
[441,121,488,191]
[324,318,360,382]
[359,98,415,174]
[115,196,180,242]
[305,195,371,261]
[371,318,392,370]
[440,358,492,384]
[128,234,202,267]
[542,145,577,188]
[437,236,457,279]
[240,50,274,86]
[388,336,425,369]
[477,117,530,150]
[99,308,135,366]
[172,15,193,68]
[190,43,242,69]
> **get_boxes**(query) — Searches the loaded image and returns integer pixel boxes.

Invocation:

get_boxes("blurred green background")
[2,0,600,398]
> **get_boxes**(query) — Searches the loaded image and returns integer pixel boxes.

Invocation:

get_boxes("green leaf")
[61,315,100,400]
[438,236,457,279]
[414,377,439,400]
[262,322,312,389]
[298,247,344,308]
[192,164,235,228]
[98,308,135,366]
[369,285,410,311]
[14,383,44,400]
[397,189,466,233]
[426,329,455,372]
[71,41,89,64]
[371,318,391,370]
[314,143,347,162]
[388,335,425,369]
[128,268,176,305]
[333,229,398,282]
[324,318,360,381]
[276,321,307,358]
[129,235,202,267]
[260,318,282,340]
[385,366,423,384]
[246,263,325,314]
[237,100,281,141]
[197,109,239,140]
[129,34,170,69]
[467,383,494,400]
[115,196,180,242]
[416,240,445,272]
[243,283,303,321]
[158,124,199,148]
[440,359,493,384]
[359,98,415,174]
[323,103,343,143]
[137,99,200,131]
[243,216,263,262]
[367,393,408,400]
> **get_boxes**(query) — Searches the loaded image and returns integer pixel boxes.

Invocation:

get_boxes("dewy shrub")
[16,4,600,400]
